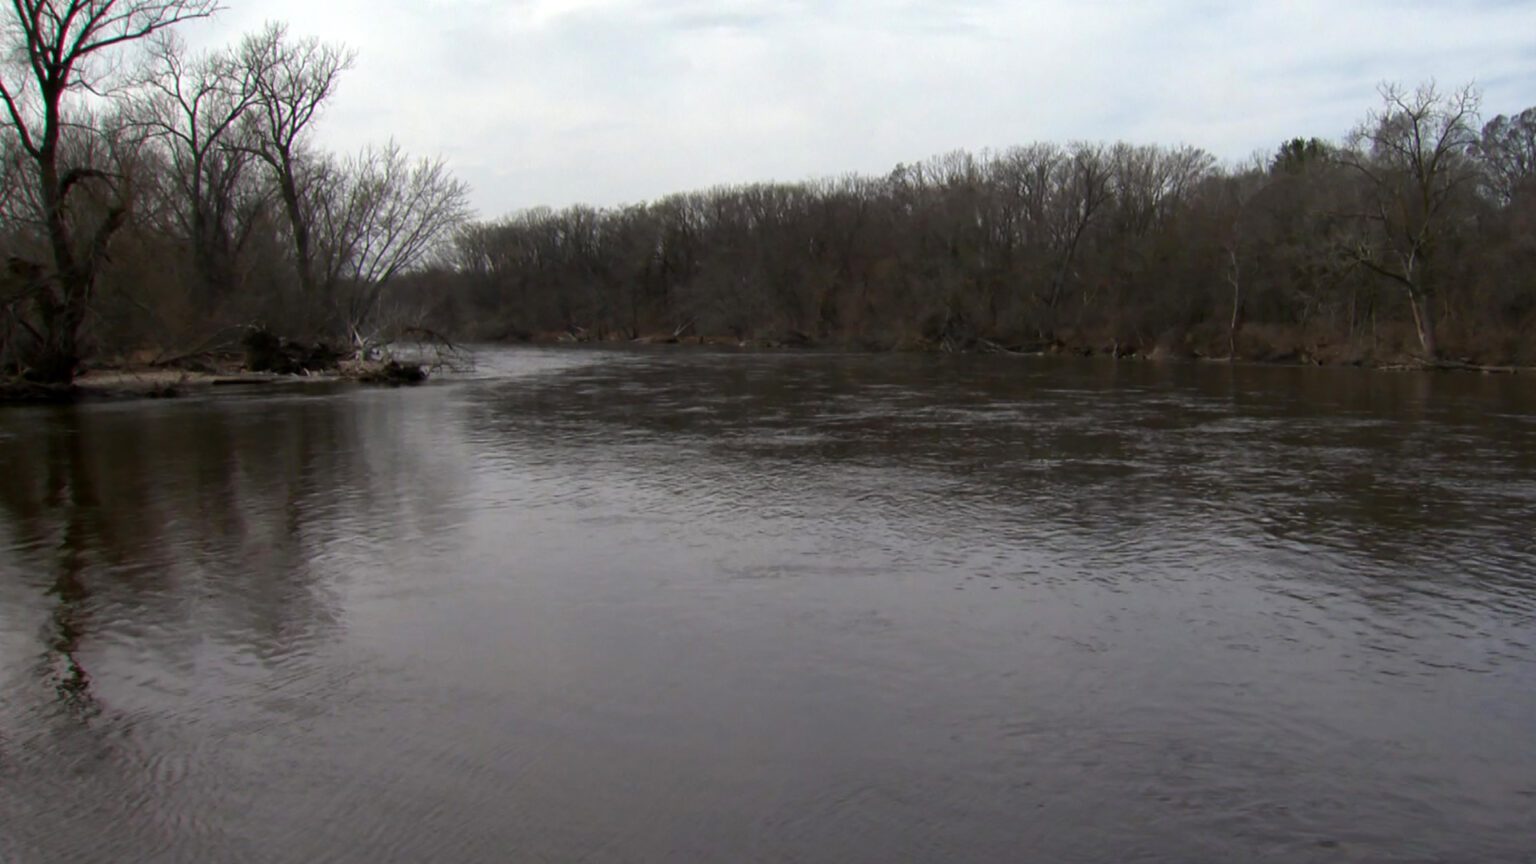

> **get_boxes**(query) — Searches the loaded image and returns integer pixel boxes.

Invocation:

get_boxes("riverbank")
[509,326,1532,375]
[4,333,1526,406]
[0,357,430,404]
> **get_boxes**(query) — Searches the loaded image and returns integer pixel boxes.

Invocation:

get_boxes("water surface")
[2,348,1534,862]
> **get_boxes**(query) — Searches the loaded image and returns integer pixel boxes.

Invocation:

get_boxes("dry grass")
[74,368,281,397]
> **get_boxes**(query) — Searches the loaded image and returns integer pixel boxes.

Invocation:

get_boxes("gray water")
[2,348,1534,863]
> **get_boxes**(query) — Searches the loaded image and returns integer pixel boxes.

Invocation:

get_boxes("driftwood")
[242,327,344,375]
[372,325,472,375]
[0,380,77,403]
[354,360,428,385]
[976,337,1033,355]
[149,326,253,371]
[1379,359,1524,374]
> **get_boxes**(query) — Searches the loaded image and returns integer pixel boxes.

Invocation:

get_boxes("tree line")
[3,2,1533,386]
[441,82,1534,367]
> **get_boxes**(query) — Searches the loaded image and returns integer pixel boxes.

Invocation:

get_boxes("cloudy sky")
[186,0,1536,219]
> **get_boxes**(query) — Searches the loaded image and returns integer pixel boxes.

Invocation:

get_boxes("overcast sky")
[186,0,1536,219]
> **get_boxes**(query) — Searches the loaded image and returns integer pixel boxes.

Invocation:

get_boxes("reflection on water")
[2,349,1535,863]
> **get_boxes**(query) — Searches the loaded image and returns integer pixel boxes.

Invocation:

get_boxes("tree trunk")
[32,148,88,384]
[1407,287,1438,360]
[277,172,315,298]
[1226,248,1242,361]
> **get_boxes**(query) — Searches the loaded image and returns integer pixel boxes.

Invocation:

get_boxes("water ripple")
[2,348,1534,862]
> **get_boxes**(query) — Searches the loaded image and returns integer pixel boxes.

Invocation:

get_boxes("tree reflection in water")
[0,352,1533,864]
[0,393,459,716]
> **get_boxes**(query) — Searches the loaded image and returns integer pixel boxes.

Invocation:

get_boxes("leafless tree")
[1046,142,1112,312]
[137,34,261,309]
[238,21,353,311]
[1476,107,1536,206]
[1342,82,1481,359]
[1210,160,1269,358]
[0,0,218,381]
[311,140,471,345]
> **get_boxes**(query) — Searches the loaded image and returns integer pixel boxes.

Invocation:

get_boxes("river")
[2,347,1534,862]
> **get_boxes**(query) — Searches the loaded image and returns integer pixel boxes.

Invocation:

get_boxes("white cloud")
[183,0,1536,217]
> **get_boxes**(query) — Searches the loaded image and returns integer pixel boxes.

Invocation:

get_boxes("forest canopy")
[2,2,1533,383]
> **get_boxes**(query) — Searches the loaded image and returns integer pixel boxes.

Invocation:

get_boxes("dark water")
[2,348,1534,863]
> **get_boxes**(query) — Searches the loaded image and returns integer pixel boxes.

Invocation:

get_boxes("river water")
[1,348,1534,863]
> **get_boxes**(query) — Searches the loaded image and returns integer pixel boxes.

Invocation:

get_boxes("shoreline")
[507,329,1533,375]
[0,357,427,405]
[3,339,1528,406]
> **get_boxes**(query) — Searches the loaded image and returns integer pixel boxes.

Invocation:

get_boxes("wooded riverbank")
[2,0,1532,389]
[7,330,1529,406]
